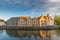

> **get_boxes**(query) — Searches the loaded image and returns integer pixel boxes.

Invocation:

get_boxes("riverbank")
[0,26,59,30]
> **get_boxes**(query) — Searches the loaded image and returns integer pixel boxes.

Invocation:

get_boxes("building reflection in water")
[56,29,60,36]
[6,30,52,40]
[40,30,51,40]
[0,30,3,34]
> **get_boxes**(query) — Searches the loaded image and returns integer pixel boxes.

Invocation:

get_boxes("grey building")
[6,17,19,26]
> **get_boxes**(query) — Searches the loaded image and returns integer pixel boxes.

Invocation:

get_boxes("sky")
[0,0,60,20]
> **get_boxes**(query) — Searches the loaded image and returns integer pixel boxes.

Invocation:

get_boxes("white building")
[46,19,54,26]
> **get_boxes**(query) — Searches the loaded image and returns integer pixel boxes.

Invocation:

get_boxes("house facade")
[33,17,39,27]
[0,19,6,26]
[39,16,45,26]
[39,14,54,27]
[6,13,54,27]
[6,17,19,26]
[26,17,33,27]
[46,19,54,26]
[18,17,26,27]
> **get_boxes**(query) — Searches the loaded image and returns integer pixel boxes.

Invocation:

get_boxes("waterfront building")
[6,13,54,27]
[6,17,19,26]
[38,15,45,26]
[6,16,33,27]
[18,16,27,27]
[39,14,54,27]
[46,19,54,26]
[26,17,33,27]
[45,14,54,26]
[0,19,6,26]
[32,17,39,27]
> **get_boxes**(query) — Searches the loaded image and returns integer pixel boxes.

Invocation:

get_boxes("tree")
[54,15,60,25]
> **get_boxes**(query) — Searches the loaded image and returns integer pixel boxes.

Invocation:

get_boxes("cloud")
[20,0,60,17]
[29,0,60,15]
[0,0,60,17]
[49,0,60,2]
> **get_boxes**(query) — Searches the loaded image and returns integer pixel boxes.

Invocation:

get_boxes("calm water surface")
[0,30,60,40]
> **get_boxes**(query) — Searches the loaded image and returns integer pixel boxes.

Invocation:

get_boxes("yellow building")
[39,14,54,27]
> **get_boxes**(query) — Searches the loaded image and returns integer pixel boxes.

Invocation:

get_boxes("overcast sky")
[0,0,60,20]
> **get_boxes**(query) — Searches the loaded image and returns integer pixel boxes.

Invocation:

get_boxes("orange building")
[39,14,54,26]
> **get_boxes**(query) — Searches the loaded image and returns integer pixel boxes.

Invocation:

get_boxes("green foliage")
[54,15,60,25]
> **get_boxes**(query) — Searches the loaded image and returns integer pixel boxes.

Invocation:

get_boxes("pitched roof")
[37,16,51,20]
[20,16,31,21]
[0,19,5,22]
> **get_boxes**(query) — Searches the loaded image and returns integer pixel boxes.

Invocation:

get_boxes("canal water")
[0,30,60,40]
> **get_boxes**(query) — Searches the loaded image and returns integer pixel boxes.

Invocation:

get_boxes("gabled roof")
[20,16,31,21]
[32,17,39,21]
[0,19,5,22]
[37,15,52,20]
[7,17,20,23]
